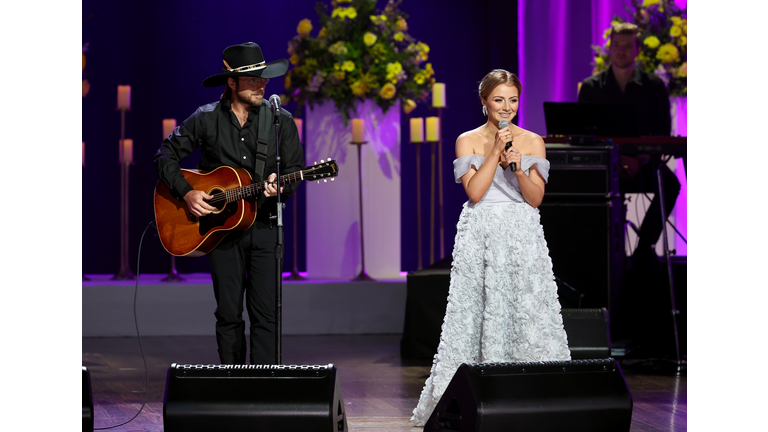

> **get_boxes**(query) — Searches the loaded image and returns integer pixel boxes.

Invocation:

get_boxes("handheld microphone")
[498,120,516,171]
[268,94,281,115]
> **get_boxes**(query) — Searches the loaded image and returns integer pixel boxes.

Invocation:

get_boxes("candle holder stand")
[437,107,445,260]
[429,139,436,265]
[350,140,375,281]
[414,141,423,270]
[161,256,185,282]
[113,108,135,280]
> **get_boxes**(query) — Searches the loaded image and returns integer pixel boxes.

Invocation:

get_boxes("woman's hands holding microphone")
[496,121,521,172]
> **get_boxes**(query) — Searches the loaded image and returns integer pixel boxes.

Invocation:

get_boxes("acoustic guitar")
[154,159,338,257]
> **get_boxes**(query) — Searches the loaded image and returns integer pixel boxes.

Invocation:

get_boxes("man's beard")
[235,90,264,107]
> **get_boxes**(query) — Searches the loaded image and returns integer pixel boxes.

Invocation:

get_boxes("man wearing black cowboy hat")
[154,42,305,365]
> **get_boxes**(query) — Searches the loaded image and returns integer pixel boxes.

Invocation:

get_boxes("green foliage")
[283,0,435,123]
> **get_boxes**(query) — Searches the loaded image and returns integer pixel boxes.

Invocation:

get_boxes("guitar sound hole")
[208,189,227,213]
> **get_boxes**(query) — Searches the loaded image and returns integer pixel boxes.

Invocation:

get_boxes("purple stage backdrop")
[82,0,517,275]
[82,0,686,275]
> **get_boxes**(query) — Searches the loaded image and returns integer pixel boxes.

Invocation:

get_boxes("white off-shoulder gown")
[411,154,572,427]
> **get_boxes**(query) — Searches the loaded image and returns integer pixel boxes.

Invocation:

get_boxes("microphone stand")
[271,104,284,365]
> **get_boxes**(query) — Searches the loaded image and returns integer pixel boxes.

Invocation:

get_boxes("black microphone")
[269,94,281,115]
[498,120,515,171]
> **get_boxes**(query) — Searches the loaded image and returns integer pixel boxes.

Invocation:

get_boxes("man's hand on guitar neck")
[263,173,284,198]
[184,190,216,217]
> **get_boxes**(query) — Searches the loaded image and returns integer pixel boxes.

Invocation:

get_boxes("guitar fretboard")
[224,170,304,203]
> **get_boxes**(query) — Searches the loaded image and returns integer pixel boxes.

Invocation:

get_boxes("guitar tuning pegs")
[323,179,327,183]
[313,161,317,165]
[331,178,335,181]
[317,181,320,184]
[320,159,325,162]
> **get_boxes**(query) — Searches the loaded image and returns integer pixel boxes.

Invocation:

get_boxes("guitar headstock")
[304,159,339,183]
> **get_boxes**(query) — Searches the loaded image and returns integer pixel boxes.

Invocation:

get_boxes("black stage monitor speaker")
[425,359,632,432]
[562,308,611,359]
[82,367,93,432]
[401,257,452,359]
[163,363,348,432]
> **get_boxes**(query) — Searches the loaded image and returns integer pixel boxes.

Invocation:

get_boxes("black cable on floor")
[93,220,156,430]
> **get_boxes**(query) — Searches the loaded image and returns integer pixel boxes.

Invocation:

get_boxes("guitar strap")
[253,102,273,182]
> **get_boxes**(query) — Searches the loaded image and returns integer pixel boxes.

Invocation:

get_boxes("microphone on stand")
[269,94,282,115]
[498,120,515,172]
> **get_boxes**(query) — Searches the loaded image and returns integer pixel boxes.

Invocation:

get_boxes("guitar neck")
[227,170,304,203]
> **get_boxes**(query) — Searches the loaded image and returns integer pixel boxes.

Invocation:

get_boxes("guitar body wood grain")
[153,166,256,257]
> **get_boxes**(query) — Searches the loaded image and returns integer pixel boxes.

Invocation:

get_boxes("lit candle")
[117,85,131,110]
[294,118,303,142]
[351,118,364,143]
[426,117,440,142]
[120,139,133,164]
[432,83,446,108]
[82,141,85,167]
[162,119,177,139]
[410,117,424,143]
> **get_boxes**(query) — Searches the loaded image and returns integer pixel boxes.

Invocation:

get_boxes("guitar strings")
[202,166,328,206]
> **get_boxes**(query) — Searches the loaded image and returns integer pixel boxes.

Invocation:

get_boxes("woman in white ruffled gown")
[411,69,571,427]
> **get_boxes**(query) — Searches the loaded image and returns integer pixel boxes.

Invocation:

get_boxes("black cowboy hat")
[202,42,289,88]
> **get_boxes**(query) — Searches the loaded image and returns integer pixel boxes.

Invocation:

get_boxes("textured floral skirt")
[411,201,571,427]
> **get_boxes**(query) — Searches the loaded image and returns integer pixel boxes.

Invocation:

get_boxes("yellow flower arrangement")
[297,19,313,36]
[643,35,660,49]
[594,56,605,69]
[363,32,377,47]
[656,43,679,64]
[350,80,368,97]
[403,99,416,114]
[332,6,358,20]
[341,60,355,72]
[380,82,396,100]
[590,0,686,96]
[385,61,403,82]
[284,0,436,123]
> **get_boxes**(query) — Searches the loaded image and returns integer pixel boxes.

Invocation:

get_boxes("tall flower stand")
[304,100,401,279]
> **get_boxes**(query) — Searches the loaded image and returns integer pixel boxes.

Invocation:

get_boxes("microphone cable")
[93,220,157,430]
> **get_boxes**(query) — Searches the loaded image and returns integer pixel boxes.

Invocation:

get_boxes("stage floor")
[83,334,686,432]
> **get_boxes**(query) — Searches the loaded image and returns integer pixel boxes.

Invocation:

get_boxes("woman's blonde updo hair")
[479,69,522,116]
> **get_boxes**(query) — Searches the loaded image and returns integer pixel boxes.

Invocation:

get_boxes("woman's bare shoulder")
[456,126,487,156]
[513,126,545,157]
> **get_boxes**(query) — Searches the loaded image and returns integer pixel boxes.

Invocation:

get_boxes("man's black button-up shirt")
[153,96,305,219]
[578,66,671,136]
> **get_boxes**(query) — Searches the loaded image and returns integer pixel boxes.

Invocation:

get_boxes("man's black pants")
[623,158,681,256]
[208,220,277,365]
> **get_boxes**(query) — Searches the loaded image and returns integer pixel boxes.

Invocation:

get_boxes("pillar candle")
[117,85,132,110]
[162,119,177,139]
[426,117,440,141]
[410,117,424,143]
[82,142,85,167]
[294,118,303,142]
[351,118,364,142]
[120,139,133,164]
[432,83,446,108]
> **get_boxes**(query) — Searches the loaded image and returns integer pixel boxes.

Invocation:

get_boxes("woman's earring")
[482,106,488,116]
